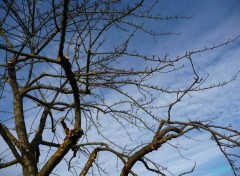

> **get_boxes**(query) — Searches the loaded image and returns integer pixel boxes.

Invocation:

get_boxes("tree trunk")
[22,155,38,176]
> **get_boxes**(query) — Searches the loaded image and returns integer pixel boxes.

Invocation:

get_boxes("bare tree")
[0,0,239,176]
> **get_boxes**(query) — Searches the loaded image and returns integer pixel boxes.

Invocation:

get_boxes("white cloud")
[1,1,240,176]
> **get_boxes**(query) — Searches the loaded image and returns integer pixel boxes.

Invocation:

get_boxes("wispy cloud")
[1,1,240,176]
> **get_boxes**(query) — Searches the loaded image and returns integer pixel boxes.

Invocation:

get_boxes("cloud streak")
[1,0,240,176]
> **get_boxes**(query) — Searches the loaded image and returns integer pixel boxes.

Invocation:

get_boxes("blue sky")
[146,1,240,175]
[0,0,240,176]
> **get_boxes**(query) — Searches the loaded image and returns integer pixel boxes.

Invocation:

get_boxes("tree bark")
[22,156,38,176]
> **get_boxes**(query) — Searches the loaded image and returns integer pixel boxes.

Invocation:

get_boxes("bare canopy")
[0,0,239,176]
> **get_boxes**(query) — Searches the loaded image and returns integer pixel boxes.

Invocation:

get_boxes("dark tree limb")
[0,124,22,163]
[0,159,19,169]
[38,129,83,176]
[58,0,69,57]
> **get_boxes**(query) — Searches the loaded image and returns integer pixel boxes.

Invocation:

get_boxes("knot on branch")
[149,142,159,151]
[57,55,71,68]
[7,58,16,75]
[60,118,84,141]
[7,58,15,66]
[156,126,182,140]
[66,129,83,141]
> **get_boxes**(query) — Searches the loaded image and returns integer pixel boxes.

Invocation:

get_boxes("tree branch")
[38,129,83,176]
[0,124,22,163]
[0,159,18,169]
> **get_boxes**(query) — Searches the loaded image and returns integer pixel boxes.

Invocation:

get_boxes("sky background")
[0,0,240,176]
